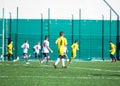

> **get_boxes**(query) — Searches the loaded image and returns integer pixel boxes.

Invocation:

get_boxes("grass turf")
[0,61,120,86]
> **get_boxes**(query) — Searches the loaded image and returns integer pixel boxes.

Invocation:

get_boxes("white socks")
[55,58,65,67]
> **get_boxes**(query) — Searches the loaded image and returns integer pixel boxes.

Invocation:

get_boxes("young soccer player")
[7,40,14,61]
[21,40,30,64]
[53,31,67,68]
[41,36,53,65]
[33,42,41,61]
[109,40,116,62]
[69,40,79,63]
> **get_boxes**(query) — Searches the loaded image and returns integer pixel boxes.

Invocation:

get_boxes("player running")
[33,42,41,62]
[21,40,30,64]
[109,40,116,62]
[53,31,67,68]
[69,40,79,63]
[7,40,14,61]
[41,36,53,65]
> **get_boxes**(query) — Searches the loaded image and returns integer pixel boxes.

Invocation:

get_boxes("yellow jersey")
[56,36,67,49]
[7,43,13,54]
[56,36,67,55]
[71,43,79,53]
[110,43,116,55]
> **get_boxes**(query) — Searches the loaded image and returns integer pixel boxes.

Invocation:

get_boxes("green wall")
[0,19,119,61]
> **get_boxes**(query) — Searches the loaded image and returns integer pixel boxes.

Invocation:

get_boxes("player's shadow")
[91,74,120,77]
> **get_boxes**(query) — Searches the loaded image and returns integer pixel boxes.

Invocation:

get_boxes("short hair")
[59,31,64,36]
[25,40,28,43]
[45,36,48,40]
[75,40,78,43]
[109,40,112,43]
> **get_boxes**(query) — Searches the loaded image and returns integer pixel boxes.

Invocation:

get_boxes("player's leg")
[41,53,46,63]
[61,56,67,68]
[53,55,61,68]
[11,54,14,61]
[64,53,69,61]
[38,53,41,62]
[35,53,37,58]
[70,52,76,63]
[111,54,116,62]
[46,55,49,65]
[23,53,29,64]
[110,54,114,62]
[7,54,11,61]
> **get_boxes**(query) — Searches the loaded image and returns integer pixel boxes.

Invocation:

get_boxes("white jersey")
[33,44,41,54]
[21,43,29,53]
[64,46,68,53]
[42,40,49,53]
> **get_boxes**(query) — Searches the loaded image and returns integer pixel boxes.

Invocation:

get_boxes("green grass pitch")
[0,61,120,86]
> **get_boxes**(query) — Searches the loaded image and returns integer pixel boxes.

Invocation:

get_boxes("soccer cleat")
[114,59,117,62]
[62,66,67,68]
[53,64,57,69]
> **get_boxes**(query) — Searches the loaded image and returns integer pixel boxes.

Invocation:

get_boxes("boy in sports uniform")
[7,40,14,61]
[69,40,79,63]
[53,31,67,68]
[41,36,53,65]
[109,41,116,62]
[33,42,41,61]
[21,40,30,64]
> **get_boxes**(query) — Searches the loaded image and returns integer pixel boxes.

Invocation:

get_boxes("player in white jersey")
[33,42,41,61]
[41,36,53,65]
[21,40,29,64]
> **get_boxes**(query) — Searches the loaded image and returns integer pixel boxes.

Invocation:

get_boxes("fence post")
[102,15,104,61]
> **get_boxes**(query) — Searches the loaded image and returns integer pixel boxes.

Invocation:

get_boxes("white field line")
[69,66,120,73]
[41,65,120,73]
[0,75,120,80]
[0,62,120,73]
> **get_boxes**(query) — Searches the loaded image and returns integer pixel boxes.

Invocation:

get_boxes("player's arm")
[64,38,67,46]
[27,44,29,49]
[71,44,73,49]
[21,44,24,48]
[33,46,35,52]
[77,45,79,50]
[47,42,53,53]
[55,38,59,44]
[47,46,53,53]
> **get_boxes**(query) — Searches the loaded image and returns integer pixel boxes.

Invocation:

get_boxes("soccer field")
[0,61,120,86]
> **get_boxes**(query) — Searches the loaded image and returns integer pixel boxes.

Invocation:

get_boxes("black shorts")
[23,53,28,56]
[43,53,49,57]
[59,55,65,59]
[35,53,40,58]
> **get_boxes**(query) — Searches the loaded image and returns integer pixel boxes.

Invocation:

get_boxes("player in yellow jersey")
[69,40,79,63]
[7,40,14,61]
[109,41,116,62]
[53,31,67,68]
